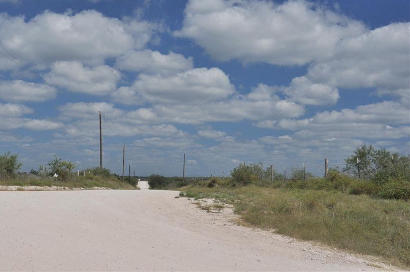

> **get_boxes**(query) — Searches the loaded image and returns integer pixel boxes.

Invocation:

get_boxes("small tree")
[345,145,410,183]
[345,145,376,180]
[48,156,75,181]
[0,152,22,179]
[231,163,264,185]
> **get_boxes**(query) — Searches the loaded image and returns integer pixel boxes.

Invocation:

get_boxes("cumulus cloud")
[177,0,409,106]
[0,80,56,102]
[284,76,339,105]
[259,101,410,140]
[0,0,19,3]
[59,102,124,120]
[308,23,410,90]
[198,129,226,139]
[115,50,193,75]
[0,102,32,116]
[306,23,410,104]
[0,10,157,70]
[176,0,365,65]
[112,67,235,104]
[0,103,62,130]
[23,119,62,130]
[44,61,120,95]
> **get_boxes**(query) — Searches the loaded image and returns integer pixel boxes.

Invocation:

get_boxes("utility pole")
[270,165,274,182]
[357,157,360,179]
[183,153,186,182]
[129,164,131,184]
[122,144,125,183]
[324,158,328,177]
[99,111,103,169]
[303,162,306,182]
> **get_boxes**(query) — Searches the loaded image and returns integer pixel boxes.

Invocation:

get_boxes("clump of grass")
[183,185,410,268]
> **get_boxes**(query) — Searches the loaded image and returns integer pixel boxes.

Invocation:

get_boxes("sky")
[0,0,409,177]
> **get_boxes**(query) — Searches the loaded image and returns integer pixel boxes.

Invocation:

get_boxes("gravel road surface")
[0,190,392,271]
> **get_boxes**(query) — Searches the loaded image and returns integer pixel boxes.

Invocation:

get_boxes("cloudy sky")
[0,0,409,176]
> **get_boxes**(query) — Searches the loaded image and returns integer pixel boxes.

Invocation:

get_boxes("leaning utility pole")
[99,111,103,169]
[182,153,186,182]
[122,144,125,182]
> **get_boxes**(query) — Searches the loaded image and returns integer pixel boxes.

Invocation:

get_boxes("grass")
[0,175,136,190]
[182,185,410,268]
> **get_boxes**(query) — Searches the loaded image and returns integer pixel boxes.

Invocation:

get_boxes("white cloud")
[0,103,62,131]
[22,119,62,130]
[284,76,339,105]
[0,80,56,102]
[261,101,410,140]
[147,89,304,124]
[0,10,157,70]
[306,23,410,102]
[115,50,193,75]
[176,0,365,65]
[0,0,19,3]
[44,61,120,95]
[113,67,235,104]
[0,102,32,117]
[59,102,124,120]
[198,129,226,139]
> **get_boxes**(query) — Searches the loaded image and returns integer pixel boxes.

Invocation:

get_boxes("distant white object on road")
[137,180,149,190]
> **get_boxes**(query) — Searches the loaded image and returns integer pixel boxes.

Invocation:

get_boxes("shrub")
[231,163,263,185]
[86,167,111,177]
[349,180,378,195]
[148,174,167,189]
[48,156,75,181]
[0,152,22,179]
[378,181,410,201]
[326,170,353,193]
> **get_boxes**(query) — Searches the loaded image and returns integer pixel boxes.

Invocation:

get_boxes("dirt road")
[0,190,390,271]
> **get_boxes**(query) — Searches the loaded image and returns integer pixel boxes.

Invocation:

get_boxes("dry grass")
[182,185,410,268]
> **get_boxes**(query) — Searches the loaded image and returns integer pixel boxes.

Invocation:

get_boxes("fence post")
[324,158,328,177]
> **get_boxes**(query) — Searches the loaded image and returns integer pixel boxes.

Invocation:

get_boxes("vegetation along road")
[0,189,399,271]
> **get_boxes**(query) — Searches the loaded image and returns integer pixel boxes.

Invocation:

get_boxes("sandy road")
[0,190,391,271]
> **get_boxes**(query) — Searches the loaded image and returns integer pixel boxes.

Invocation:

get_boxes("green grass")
[0,175,136,190]
[182,185,410,268]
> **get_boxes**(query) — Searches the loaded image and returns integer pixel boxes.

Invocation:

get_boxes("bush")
[0,152,22,179]
[326,170,353,192]
[348,180,378,195]
[148,174,167,189]
[84,167,115,178]
[378,181,410,201]
[231,163,263,185]
[48,157,75,181]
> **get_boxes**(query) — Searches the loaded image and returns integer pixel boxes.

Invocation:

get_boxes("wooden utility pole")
[99,111,103,169]
[303,162,306,182]
[324,158,328,177]
[122,144,125,182]
[270,165,274,182]
[183,153,186,182]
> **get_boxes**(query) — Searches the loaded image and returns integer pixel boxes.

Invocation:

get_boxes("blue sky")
[0,0,409,176]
